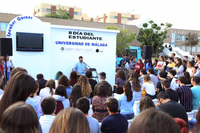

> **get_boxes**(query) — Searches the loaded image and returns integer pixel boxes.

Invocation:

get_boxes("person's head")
[36,73,44,80]
[78,75,91,96]
[45,79,55,96]
[183,72,191,82]
[140,69,147,76]
[5,56,9,61]
[168,69,176,78]
[0,72,37,123]
[157,91,170,105]
[153,59,158,65]
[159,56,164,61]
[175,58,182,67]
[58,75,70,88]
[161,80,171,90]
[129,108,180,133]
[168,57,174,63]
[85,70,92,79]
[178,76,186,85]
[187,61,194,68]
[171,53,176,58]
[195,55,200,62]
[10,67,28,77]
[106,97,118,114]
[79,56,83,62]
[41,97,56,115]
[191,76,200,86]
[123,81,133,102]
[50,107,90,133]
[76,97,90,115]
[69,71,78,86]
[139,96,155,112]
[96,84,108,97]
[128,70,141,92]
[147,68,154,75]
[159,71,167,79]
[55,85,68,98]
[116,70,126,80]
[68,84,83,107]
[143,75,152,84]
[131,57,135,62]
[99,72,106,81]
[30,82,39,98]
[55,71,63,80]
[1,102,39,133]
[184,56,188,61]
[137,59,143,64]
[182,59,187,66]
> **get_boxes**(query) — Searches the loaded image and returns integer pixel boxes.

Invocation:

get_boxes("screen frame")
[16,32,44,52]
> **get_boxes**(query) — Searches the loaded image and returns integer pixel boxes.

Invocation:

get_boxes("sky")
[0,0,200,30]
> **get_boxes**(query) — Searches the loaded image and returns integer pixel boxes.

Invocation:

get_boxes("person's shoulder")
[87,116,99,124]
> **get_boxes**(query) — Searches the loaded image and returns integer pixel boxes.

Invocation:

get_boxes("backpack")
[55,101,64,115]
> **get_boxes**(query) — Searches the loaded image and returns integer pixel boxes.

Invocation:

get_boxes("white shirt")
[39,87,55,99]
[52,95,70,109]
[150,74,158,89]
[170,78,179,91]
[87,116,100,133]
[39,115,55,133]
[142,82,155,96]
[174,65,184,77]
[157,61,166,69]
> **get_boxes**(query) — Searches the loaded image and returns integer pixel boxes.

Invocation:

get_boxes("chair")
[193,110,198,119]
[133,101,140,115]
[88,105,93,117]
[187,110,195,119]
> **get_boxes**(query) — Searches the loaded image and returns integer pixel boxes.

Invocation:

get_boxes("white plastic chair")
[88,105,93,117]
[187,110,194,119]
[133,101,140,115]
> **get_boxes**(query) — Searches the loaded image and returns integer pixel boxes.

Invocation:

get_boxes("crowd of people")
[0,53,200,133]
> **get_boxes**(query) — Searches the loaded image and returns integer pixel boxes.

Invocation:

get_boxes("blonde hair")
[78,76,92,97]
[143,75,152,84]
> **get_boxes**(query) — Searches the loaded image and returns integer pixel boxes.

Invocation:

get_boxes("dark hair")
[171,53,176,56]
[10,67,27,77]
[169,57,174,62]
[138,59,143,64]
[175,58,182,68]
[58,75,70,88]
[79,56,83,59]
[45,79,55,96]
[184,56,188,59]
[69,71,78,87]
[178,76,186,84]
[161,80,171,89]
[55,85,68,98]
[36,73,43,80]
[100,72,106,80]
[116,70,126,80]
[1,102,39,133]
[140,69,147,75]
[85,71,92,79]
[153,59,158,67]
[76,97,90,114]
[147,59,152,67]
[96,84,108,97]
[157,91,170,100]
[124,81,133,102]
[192,76,200,84]
[159,71,167,78]
[148,68,155,74]
[106,98,118,113]
[50,107,90,133]
[159,56,164,61]
[0,72,37,123]
[183,72,191,83]
[55,71,63,80]
[68,84,83,107]
[41,97,56,115]
[128,70,141,92]
[169,69,176,76]
[188,61,194,67]
[139,96,155,112]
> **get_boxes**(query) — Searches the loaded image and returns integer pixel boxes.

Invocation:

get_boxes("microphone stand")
[83,62,99,82]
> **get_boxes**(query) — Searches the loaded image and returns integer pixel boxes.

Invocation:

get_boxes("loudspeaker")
[142,45,152,60]
[0,38,12,56]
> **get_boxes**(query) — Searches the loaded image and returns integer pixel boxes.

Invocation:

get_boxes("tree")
[137,20,172,56]
[45,8,72,19]
[106,25,135,55]
[184,32,199,55]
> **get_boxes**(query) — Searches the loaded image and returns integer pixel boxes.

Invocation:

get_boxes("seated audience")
[86,70,97,98]
[101,98,128,133]
[183,72,192,87]
[53,85,70,114]
[128,108,180,133]
[186,61,196,77]
[78,75,92,98]
[145,59,153,72]
[174,58,184,77]
[134,59,144,76]
[157,92,188,123]
[118,81,135,120]
[36,73,47,95]
[147,68,158,88]
[76,97,100,133]
[0,102,39,133]
[168,69,179,91]
[55,71,63,87]
[69,71,78,87]
[142,75,155,99]
[94,72,112,96]
[156,70,168,93]
[162,80,179,102]
[129,57,136,70]
[128,70,141,101]
[68,84,83,107]
[191,76,200,110]
[39,79,55,99]
[50,108,90,133]
[194,62,200,77]
[166,57,175,71]
[58,75,73,97]
[139,96,155,112]
[176,76,193,112]
[92,84,109,122]
[40,97,56,133]
[114,70,126,94]
[156,56,166,75]
[10,67,27,77]
[139,69,147,84]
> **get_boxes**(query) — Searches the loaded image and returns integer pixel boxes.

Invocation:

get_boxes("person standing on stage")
[3,56,14,81]
[73,56,88,75]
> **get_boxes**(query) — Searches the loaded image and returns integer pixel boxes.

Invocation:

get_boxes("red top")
[0,65,4,76]
[134,63,144,76]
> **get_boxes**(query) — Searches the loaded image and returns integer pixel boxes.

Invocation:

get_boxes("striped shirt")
[176,86,193,112]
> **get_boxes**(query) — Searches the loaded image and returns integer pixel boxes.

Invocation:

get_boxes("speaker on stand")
[142,45,153,69]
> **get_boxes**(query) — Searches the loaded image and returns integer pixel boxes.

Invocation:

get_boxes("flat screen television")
[16,32,43,51]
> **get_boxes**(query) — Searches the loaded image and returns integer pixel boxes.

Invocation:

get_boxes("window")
[127,18,131,20]
[187,46,191,52]
[176,35,181,41]
[40,8,51,12]
[182,46,185,51]
[197,46,200,52]
[46,9,51,12]
[192,46,196,52]
[128,49,137,58]
[74,12,78,15]
[0,22,9,31]
[198,36,200,41]
[182,35,185,41]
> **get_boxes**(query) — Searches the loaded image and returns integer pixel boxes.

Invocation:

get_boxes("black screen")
[16,32,43,51]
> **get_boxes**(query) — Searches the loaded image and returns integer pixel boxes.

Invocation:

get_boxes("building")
[33,3,91,21]
[95,11,140,24]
